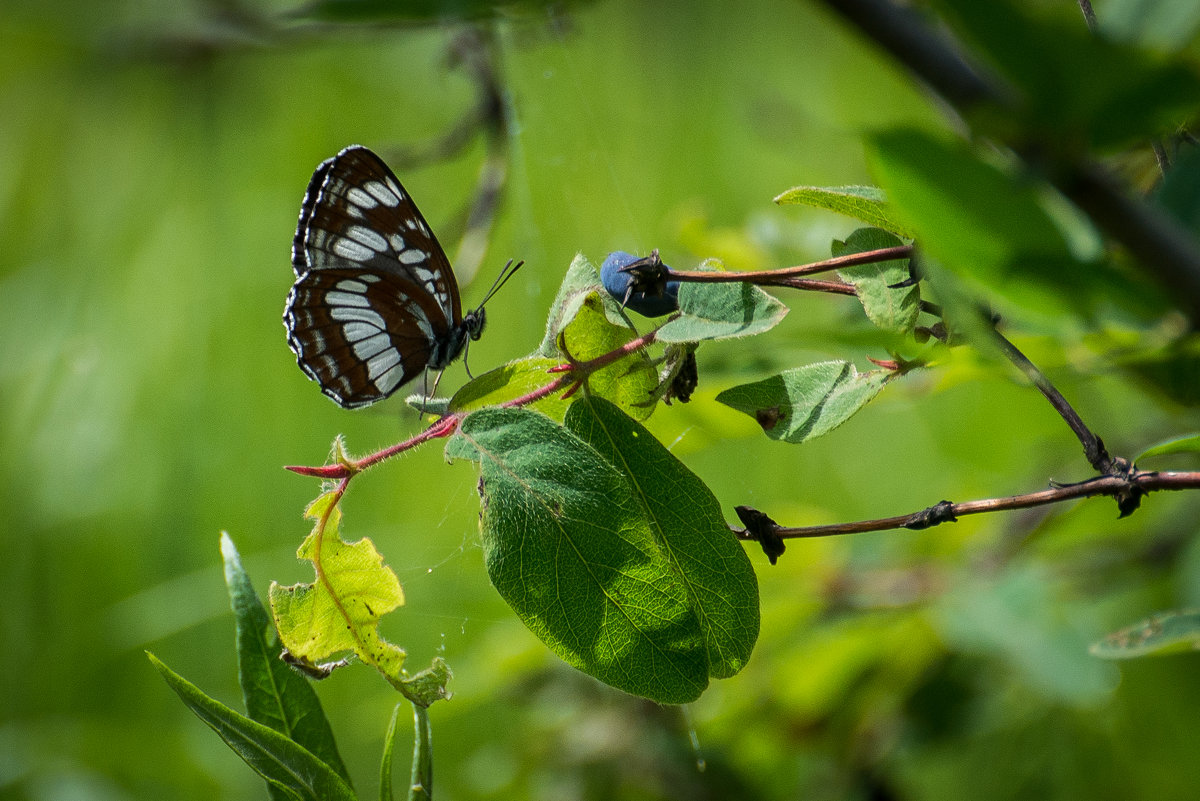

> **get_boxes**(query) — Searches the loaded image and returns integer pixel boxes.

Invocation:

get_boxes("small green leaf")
[446,407,708,704]
[537,253,636,358]
[148,653,357,801]
[832,227,920,333]
[269,492,408,690]
[565,397,759,678]
[1135,433,1200,462]
[774,185,914,238]
[656,263,789,343]
[221,534,352,792]
[716,361,891,444]
[380,703,403,801]
[407,705,433,801]
[448,357,568,418]
[1090,610,1200,659]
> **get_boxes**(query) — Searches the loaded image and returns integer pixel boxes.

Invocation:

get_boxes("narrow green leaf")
[1090,610,1200,659]
[448,357,568,418]
[269,492,407,688]
[774,185,914,238]
[446,407,709,704]
[656,263,789,343]
[408,705,433,801]
[221,534,352,791]
[148,653,357,801]
[380,703,403,801]
[716,361,891,444]
[565,397,759,678]
[832,227,920,333]
[1135,433,1200,463]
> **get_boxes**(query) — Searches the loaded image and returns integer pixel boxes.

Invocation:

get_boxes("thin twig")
[988,327,1115,474]
[667,245,912,284]
[1077,0,1098,32]
[735,471,1200,545]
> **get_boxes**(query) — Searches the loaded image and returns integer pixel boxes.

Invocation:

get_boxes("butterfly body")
[285,145,483,408]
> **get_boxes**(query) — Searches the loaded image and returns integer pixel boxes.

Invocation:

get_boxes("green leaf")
[269,492,408,690]
[716,361,892,444]
[1090,610,1200,659]
[1099,0,1200,52]
[1155,146,1200,240]
[564,397,759,678]
[832,227,920,333]
[656,263,789,343]
[148,653,357,801]
[448,357,568,418]
[536,253,636,358]
[407,705,433,801]
[774,185,915,238]
[1135,433,1200,462]
[446,407,708,704]
[935,0,1200,148]
[867,129,1116,321]
[380,703,402,801]
[221,534,352,793]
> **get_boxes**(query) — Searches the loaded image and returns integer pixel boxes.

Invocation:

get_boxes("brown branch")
[667,245,912,284]
[736,471,1200,555]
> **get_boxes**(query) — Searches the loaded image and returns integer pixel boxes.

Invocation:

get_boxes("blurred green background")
[4,1,1200,799]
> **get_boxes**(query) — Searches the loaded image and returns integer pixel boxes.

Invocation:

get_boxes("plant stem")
[667,245,912,284]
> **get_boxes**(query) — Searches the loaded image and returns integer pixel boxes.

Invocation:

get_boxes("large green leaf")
[446,407,709,704]
[774,185,914,238]
[221,534,352,795]
[148,653,357,801]
[448,357,569,419]
[565,396,759,678]
[716,361,892,444]
[832,227,920,334]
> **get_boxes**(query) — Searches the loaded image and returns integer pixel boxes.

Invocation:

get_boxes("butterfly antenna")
[475,258,524,310]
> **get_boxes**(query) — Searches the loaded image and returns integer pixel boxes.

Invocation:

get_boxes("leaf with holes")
[717,361,892,444]
[446,406,709,704]
[269,492,407,688]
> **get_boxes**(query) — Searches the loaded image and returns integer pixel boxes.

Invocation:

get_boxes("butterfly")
[284,145,516,408]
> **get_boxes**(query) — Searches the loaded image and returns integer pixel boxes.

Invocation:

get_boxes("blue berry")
[600,251,681,317]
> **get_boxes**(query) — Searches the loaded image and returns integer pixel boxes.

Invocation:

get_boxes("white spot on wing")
[333,237,375,262]
[342,321,377,342]
[353,332,392,361]
[364,180,400,207]
[389,233,406,252]
[326,290,372,309]
[399,249,429,265]
[335,278,369,294]
[346,225,388,252]
[346,187,378,209]
[330,305,387,329]
[368,348,402,381]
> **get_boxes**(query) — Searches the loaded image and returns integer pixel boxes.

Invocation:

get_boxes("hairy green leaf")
[717,361,891,444]
[565,396,759,678]
[774,185,914,238]
[446,407,708,704]
[832,227,920,333]
[537,253,636,357]
[656,264,789,343]
[148,653,356,801]
[449,357,568,418]
[221,534,351,794]
[1090,610,1200,659]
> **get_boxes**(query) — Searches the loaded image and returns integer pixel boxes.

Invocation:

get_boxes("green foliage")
[149,653,357,801]
[222,534,352,793]
[1091,610,1200,658]
[774,184,915,238]
[716,361,894,444]
[1136,433,1200,462]
[655,262,789,343]
[832,227,920,333]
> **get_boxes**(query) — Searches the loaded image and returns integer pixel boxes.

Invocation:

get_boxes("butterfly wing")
[285,145,466,407]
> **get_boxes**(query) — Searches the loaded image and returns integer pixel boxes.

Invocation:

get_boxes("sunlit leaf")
[656,262,789,343]
[832,227,920,333]
[1090,610,1200,659]
[449,357,568,419]
[269,492,408,689]
[148,653,356,801]
[446,407,708,704]
[774,185,914,238]
[565,396,759,678]
[716,361,892,444]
